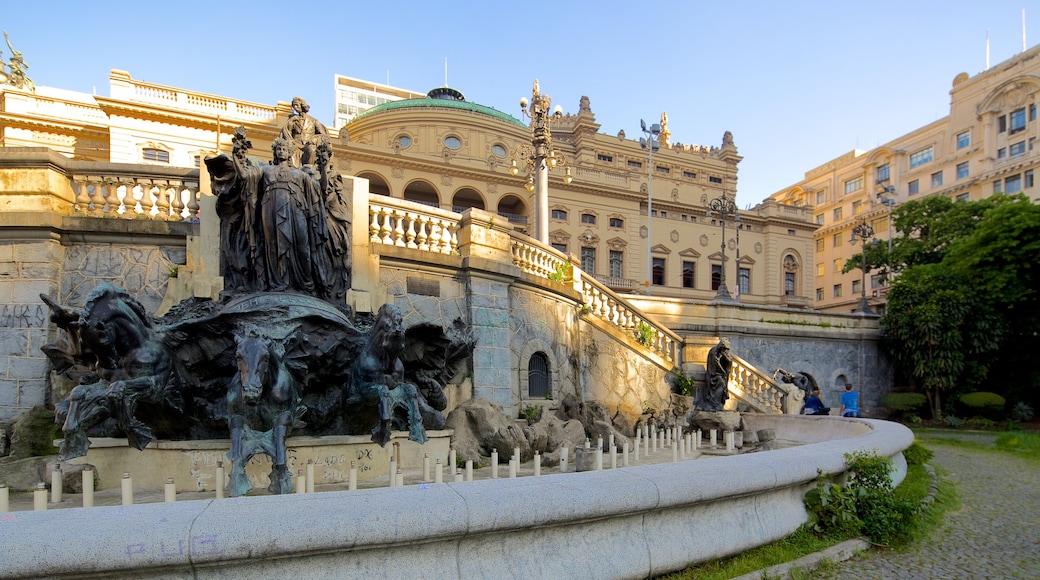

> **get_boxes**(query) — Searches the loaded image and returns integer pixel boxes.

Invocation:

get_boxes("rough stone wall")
[0,240,59,420]
[60,244,183,315]
[729,335,892,417]
[580,324,670,421]
[508,288,581,413]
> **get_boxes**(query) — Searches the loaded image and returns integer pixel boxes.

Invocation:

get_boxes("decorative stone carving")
[670,230,679,243]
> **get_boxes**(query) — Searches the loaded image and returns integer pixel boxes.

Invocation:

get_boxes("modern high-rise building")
[333,74,425,128]
[769,43,1040,314]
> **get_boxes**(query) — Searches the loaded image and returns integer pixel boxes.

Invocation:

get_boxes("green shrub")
[902,442,934,466]
[669,369,696,397]
[635,322,655,346]
[883,392,927,413]
[1010,402,1034,422]
[965,417,996,430]
[960,391,1005,411]
[943,415,964,428]
[804,476,862,537]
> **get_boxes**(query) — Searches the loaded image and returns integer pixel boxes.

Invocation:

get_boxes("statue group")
[41,99,475,496]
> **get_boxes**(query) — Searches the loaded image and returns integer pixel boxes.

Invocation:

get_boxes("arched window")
[528,352,550,398]
[783,254,800,296]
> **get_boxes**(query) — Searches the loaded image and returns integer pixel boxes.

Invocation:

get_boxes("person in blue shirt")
[803,388,830,415]
[839,383,860,417]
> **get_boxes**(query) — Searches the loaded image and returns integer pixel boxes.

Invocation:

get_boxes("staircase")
[728,354,804,414]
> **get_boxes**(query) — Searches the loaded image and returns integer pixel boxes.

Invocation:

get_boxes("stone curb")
[731,460,940,580]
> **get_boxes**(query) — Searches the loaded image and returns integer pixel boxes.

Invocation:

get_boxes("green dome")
[351,91,526,128]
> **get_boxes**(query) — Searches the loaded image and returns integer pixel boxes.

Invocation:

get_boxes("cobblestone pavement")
[815,436,1040,579]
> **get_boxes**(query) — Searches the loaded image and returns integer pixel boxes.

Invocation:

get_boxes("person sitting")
[802,388,830,415]
[839,383,860,417]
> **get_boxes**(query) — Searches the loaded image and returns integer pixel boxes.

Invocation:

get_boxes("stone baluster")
[100,178,117,215]
[155,180,171,219]
[404,213,418,249]
[448,223,459,253]
[369,206,382,243]
[429,219,443,253]
[71,175,91,212]
[393,210,407,247]
[185,182,200,220]
[136,179,155,218]
[84,176,103,213]
[380,210,394,245]
[170,180,185,219]
[415,215,430,251]
[117,179,135,215]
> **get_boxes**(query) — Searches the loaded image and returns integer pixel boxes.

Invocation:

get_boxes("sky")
[4,1,1036,208]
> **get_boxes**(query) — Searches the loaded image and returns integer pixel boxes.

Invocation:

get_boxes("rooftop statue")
[3,31,34,92]
[279,96,329,168]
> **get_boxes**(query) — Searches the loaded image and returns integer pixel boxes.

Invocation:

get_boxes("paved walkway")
[815,434,1040,579]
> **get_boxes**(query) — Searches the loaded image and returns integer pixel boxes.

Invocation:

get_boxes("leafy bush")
[902,442,934,466]
[1010,402,1034,422]
[965,417,996,430]
[959,391,1005,411]
[635,322,655,347]
[804,450,920,546]
[669,369,696,397]
[883,392,927,413]
[943,415,964,428]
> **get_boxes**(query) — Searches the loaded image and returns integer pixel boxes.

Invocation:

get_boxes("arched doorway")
[528,352,550,398]
[357,172,391,197]
[497,194,528,225]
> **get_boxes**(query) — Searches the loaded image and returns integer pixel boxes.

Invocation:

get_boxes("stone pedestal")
[691,410,742,434]
[574,447,599,472]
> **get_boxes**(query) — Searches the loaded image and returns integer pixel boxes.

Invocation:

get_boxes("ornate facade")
[770,44,1040,313]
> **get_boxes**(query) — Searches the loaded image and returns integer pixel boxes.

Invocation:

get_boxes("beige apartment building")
[0,70,817,310]
[770,44,1040,314]
[333,74,425,129]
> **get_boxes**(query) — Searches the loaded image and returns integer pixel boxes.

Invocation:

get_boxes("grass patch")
[657,454,949,579]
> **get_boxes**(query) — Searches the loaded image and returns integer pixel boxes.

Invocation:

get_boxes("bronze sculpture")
[700,338,732,411]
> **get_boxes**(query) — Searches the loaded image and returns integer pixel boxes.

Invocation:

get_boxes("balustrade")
[368,200,459,255]
[69,174,200,221]
[728,354,803,414]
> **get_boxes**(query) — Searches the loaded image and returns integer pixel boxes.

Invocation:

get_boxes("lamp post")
[876,184,895,254]
[850,218,875,314]
[639,119,660,295]
[511,80,572,243]
[706,191,739,301]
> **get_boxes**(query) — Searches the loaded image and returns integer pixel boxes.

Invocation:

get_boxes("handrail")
[368,195,459,255]
[580,271,680,364]
[728,353,804,414]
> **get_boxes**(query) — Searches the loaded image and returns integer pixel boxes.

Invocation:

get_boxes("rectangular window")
[833,207,843,221]
[609,250,624,278]
[551,209,567,220]
[650,209,658,217]
[852,200,863,215]
[581,247,596,274]
[738,268,750,295]
[816,263,824,277]
[816,191,826,205]
[660,211,667,218]
[1010,141,1026,156]
[957,130,971,149]
[1010,108,1027,134]
[956,193,970,202]
[956,161,970,179]
[816,239,824,252]
[844,176,863,195]
[656,166,670,174]
[852,279,862,294]
[1027,170,1034,188]
[597,154,613,163]
[142,148,170,163]
[931,171,943,188]
[683,171,696,179]
[652,258,665,286]
[908,180,919,195]
[609,217,624,228]
[909,146,933,168]
[682,261,695,288]
[1006,174,1023,193]
[815,214,825,225]
[551,242,567,254]
[994,180,1004,194]
[785,272,796,296]
[681,214,688,222]
[998,147,1007,159]
[627,160,642,168]
[999,115,1008,133]
[581,213,596,225]
[833,258,844,273]
[875,164,890,184]
[816,288,824,301]
[709,176,723,184]
[833,284,843,298]
[871,274,883,289]
[711,264,722,290]
[1031,104,1037,121]
[833,233,843,248]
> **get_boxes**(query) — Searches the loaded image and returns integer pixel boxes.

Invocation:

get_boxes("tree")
[881,194,1040,416]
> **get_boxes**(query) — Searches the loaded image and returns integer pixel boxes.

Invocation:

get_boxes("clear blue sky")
[4,1,1034,208]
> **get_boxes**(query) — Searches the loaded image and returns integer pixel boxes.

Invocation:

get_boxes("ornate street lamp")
[706,191,740,301]
[511,80,572,243]
[850,218,875,314]
[639,119,660,295]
